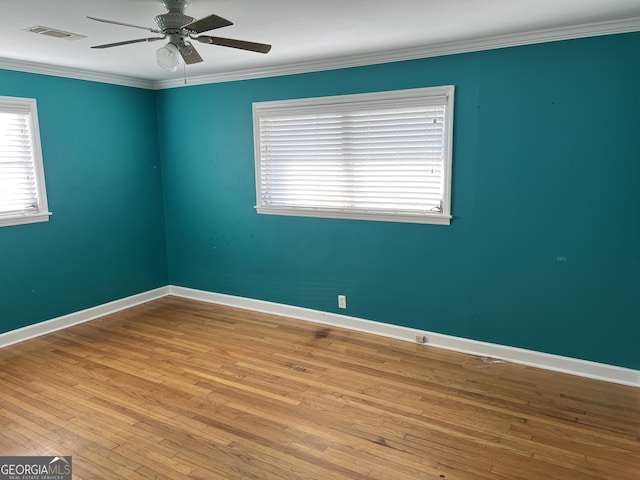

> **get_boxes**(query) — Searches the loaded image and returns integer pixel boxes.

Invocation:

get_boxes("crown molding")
[153,16,640,90]
[2,17,639,90]
[0,57,154,90]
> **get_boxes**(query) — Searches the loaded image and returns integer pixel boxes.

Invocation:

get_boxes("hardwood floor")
[0,296,638,479]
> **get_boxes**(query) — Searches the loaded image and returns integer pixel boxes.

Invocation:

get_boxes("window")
[253,86,454,225]
[0,96,51,227]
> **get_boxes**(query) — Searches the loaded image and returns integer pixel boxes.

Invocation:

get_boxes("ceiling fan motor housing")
[155,12,195,32]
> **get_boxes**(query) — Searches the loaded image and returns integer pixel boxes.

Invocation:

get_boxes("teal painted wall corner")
[0,70,168,332]
[1,32,638,372]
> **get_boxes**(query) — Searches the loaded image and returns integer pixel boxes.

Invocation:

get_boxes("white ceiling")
[2,0,640,88]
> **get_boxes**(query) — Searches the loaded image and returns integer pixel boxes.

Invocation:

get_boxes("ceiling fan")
[88,0,271,71]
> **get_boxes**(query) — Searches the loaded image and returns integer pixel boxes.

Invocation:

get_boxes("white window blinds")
[0,96,50,227]
[253,86,454,224]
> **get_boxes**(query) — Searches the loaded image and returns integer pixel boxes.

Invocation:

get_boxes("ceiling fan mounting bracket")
[162,0,189,13]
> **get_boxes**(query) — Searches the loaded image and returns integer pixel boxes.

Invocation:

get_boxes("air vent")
[24,26,87,41]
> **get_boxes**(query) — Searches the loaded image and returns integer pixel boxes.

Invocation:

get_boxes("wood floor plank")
[1,295,638,479]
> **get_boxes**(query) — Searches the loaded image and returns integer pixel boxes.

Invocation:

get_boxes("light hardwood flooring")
[0,296,638,479]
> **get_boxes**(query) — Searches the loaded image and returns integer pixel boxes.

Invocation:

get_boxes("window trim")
[0,96,51,227]
[253,86,455,225]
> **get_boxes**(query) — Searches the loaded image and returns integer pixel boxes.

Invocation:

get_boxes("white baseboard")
[0,286,170,350]
[169,285,640,387]
[1,284,637,387]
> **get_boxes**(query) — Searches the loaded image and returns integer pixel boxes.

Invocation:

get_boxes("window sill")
[255,206,452,225]
[0,211,52,228]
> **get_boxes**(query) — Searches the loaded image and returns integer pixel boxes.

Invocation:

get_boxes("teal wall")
[0,70,168,331]
[1,32,638,370]
[158,32,640,370]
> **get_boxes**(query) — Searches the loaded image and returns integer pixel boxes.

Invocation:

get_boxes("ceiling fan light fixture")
[156,42,180,71]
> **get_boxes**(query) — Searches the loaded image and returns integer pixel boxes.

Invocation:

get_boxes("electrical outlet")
[338,295,347,309]
[415,335,426,344]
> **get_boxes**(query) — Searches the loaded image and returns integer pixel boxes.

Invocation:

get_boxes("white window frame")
[0,96,51,227]
[253,86,454,225]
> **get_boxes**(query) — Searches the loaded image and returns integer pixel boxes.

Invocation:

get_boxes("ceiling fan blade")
[87,16,161,34]
[195,36,271,54]
[178,43,204,64]
[182,14,233,34]
[91,37,165,49]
